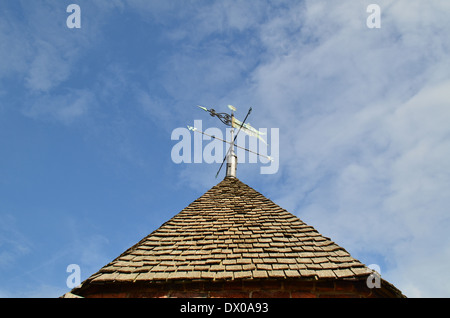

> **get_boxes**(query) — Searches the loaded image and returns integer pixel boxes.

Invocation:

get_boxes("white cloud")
[22,89,95,124]
[135,88,173,129]
[219,1,450,297]
[0,1,120,123]
[25,40,72,92]
[0,2,82,93]
[0,14,32,79]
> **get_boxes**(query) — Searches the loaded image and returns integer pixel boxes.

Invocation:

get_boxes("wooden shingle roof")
[73,177,384,291]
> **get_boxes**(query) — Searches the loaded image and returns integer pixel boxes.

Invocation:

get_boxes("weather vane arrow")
[197,105,267,144]
[197,105,233,126]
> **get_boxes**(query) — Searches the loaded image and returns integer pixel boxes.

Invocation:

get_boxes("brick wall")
[81,278,392,298]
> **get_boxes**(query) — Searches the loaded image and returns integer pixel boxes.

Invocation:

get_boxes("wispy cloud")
[25,40,72,92]
[155,0,450,297]
[22,89,95,124]
[0,214,31,269]
[240,1,450,297]
[0,1,119,122]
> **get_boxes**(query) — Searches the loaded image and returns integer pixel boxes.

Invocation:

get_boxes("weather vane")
[188,104,272,178]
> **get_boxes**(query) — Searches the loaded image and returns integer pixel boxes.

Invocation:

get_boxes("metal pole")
[226,125,237,178]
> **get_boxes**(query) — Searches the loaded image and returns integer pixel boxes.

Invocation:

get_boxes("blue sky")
[1,0,450,297]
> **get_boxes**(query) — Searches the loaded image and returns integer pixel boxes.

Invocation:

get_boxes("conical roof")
[67,177,404,297]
